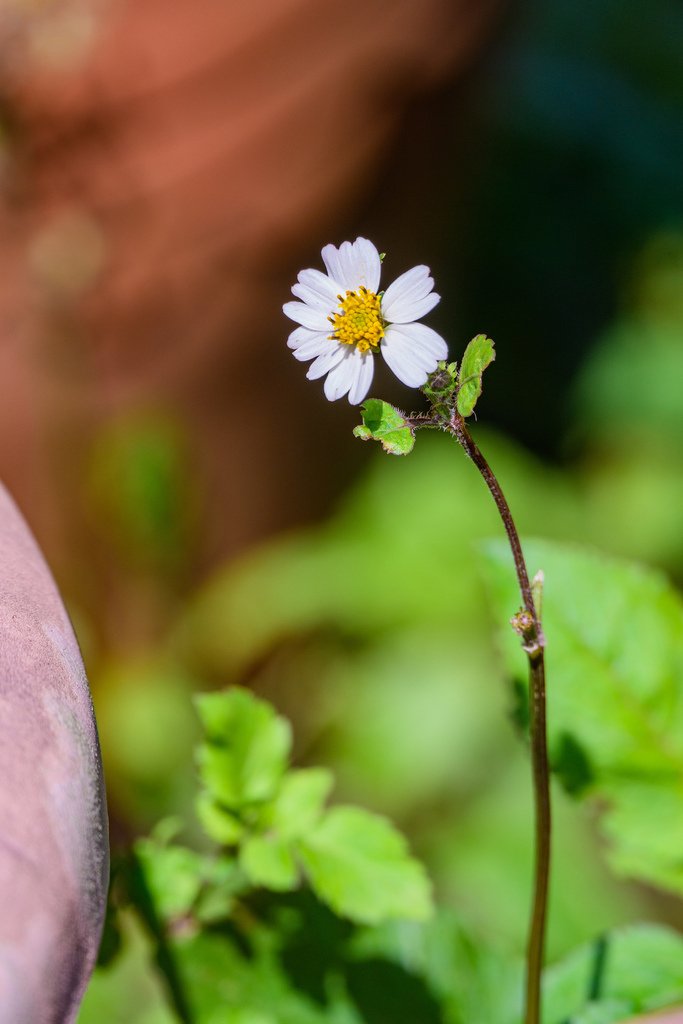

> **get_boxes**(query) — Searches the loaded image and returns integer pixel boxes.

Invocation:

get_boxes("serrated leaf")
[239,834,298,891]
[195,689,291,809]
[543,925,683,1023]
[480,539,683,896]
[353,399,415,455]
[456,334,495,417]
[297,806,433,924]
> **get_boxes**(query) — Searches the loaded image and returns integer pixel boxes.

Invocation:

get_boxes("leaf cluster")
[352,335,496,458]
[189,688,432,924]
[89,670,683,1024]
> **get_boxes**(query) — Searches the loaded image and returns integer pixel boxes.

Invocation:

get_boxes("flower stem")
[448,412,550,1024]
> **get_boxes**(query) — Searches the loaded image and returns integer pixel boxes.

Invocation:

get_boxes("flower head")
[284,238,448,404]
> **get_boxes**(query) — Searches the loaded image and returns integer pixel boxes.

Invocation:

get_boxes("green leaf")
[195,792,245,845]
[133,839,207,921]
[600,780,683,896]
[456,334,495,417]
[481,539,683,896]
[194,857,246,924]
[297,806,433,924]
[353,399,415,455]
[271,768,334,839]
[239,834,298,891]
[543,925,683,1023]
[195,689,291,809]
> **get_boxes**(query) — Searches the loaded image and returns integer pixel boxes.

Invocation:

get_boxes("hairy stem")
[448,412,550,1024]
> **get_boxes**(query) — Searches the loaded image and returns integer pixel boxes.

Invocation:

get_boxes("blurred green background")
[2,0,683,1019]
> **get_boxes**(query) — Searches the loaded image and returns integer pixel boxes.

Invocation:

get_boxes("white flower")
[284,237,448,404]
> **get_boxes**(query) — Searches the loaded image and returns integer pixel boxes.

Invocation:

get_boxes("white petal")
[348,351,374,405]
[289,330,333,362]
[283,301,331,331]
[337,240,363,290]
[287,325,316,349]
[387,291,440,324]
[323,351,357,401]
[382,265,440,323]
[294,268,343,309]
[306,344,346,380]
[381,324,445,387]
[390,321,448,361]
[321,237,382,293]
[291,282,332,312]
[381,345,427,387]
[350,238,381,292]
[321,243,355,290]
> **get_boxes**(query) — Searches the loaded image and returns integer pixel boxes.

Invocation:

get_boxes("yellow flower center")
[328,287,384,354]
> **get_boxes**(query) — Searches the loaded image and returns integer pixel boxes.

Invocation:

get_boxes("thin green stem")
[448,412,550,1024]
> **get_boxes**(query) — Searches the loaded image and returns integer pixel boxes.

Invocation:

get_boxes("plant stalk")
[448,412,550,1024]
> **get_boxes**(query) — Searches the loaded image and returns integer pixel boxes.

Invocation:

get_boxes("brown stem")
[448,412,550,1024]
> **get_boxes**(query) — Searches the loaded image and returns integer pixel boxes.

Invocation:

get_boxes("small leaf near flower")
[353,399,416,455]
[456,335,495,417]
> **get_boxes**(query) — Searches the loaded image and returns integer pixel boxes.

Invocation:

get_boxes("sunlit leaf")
[271,768,334,839]
[133,838,206,921]
[195,792,245,845]
[353,399,415,455]
[456,335,495,417]
[239,834,298,891]
[195,689,291,808]
[297,806,433,924]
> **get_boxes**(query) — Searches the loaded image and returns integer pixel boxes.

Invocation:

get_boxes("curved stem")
[448,412,550,1024]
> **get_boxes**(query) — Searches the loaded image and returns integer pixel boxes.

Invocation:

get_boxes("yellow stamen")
[329,287,384,353]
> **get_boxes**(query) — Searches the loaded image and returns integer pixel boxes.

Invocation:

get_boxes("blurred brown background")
[0,0,504,635]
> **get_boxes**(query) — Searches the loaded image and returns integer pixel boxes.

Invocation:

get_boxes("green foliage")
[80,688,437,1022]
[195,689,291,807]
[481,539,683,896]
[79,911,176,1024]
[353,399,415,455]
[298,807,432,924]
[194,687,433,924]
[239,833,299,890]
[85,409,683,1021]
[543,925,683,1023]
[456,335,495,417]
[134,839,207,921]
